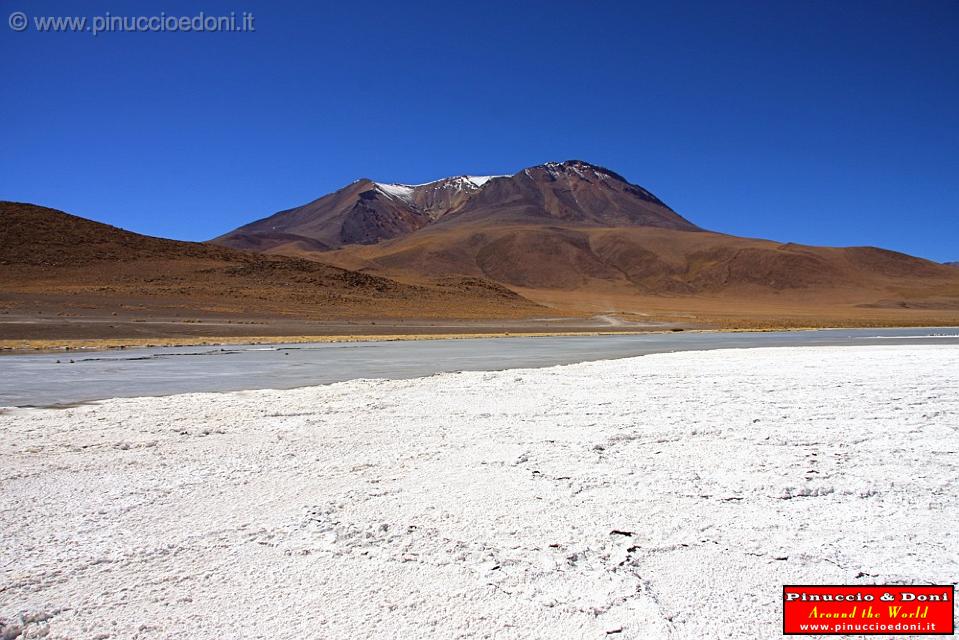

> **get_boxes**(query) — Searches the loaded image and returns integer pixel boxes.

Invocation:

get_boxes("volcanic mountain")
[214,161,697,254]
[0,201,543,342]
[213,161,959,326]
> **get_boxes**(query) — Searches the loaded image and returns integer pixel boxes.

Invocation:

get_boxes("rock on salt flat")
[1,346,957,639]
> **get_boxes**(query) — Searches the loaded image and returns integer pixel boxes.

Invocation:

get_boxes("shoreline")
[0,330,677,354]
[2,323,959,355]
[3,329,959,409]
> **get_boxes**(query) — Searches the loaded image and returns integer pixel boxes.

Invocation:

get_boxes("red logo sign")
[783,585,954,635]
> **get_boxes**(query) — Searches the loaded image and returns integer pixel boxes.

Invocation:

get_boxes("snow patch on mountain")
[378,175,506,192]
[373,182,415,203]
[539,160,625,184]
[463,175,504,187]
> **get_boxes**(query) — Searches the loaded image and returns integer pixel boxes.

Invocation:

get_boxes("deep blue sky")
[2,0,957,261]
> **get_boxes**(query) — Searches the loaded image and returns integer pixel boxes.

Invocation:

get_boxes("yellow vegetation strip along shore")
[4,324,957,354]
[0,331,677,353]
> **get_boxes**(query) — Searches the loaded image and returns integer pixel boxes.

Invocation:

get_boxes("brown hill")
[321,223,959,305]
[0,201,544,340]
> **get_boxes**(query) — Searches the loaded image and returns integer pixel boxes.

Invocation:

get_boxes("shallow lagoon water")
[1,327,957,407]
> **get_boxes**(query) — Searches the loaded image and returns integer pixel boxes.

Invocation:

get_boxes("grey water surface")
[1,328,957,407]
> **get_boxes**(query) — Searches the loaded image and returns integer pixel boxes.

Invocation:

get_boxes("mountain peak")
[370,161,629,196]
[215,160,696,251]
[532,160,629,183]
[519,160,667,208]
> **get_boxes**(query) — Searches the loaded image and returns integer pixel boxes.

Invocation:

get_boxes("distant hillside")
[212,161,959,321]
[3,201,251,267]
[0,201,542,322]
